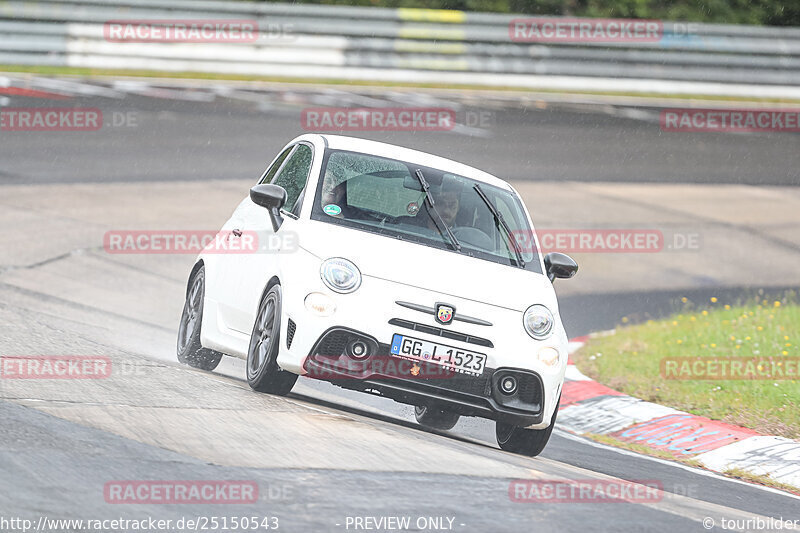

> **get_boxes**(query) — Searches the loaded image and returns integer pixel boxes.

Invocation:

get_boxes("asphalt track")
[1,77,799,533]
[1,77,798,186]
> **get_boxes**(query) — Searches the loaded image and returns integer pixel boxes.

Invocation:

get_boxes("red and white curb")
[560,337,800,490]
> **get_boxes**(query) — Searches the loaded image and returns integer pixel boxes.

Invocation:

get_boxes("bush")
[284,0,800,26]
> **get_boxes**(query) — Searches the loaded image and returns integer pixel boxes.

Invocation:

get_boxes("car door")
[220,142,314,335]
[213,145,294,332]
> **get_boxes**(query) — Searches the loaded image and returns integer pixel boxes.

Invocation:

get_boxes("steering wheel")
[452,226,493,250]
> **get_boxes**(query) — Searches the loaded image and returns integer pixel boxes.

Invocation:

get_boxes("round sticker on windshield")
[407,202,419,215]
[323,204,342,216]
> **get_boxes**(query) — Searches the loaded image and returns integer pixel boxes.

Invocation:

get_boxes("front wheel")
[177,266,223,371]
[414,405,460,430]
[246,284,297,395]
[495,396,560,457]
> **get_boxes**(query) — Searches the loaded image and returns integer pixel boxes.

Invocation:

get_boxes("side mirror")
[250,184,287,232]
[544,252,578,282]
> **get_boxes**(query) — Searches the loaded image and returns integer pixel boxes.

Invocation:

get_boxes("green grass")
[722,468,800,495]
[575,292,800,439]
[4,65,800,105]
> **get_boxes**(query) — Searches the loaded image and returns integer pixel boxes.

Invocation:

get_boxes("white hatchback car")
[177,134,577,456]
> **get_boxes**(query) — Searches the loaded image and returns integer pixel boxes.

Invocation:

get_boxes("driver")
[423,181,461,232]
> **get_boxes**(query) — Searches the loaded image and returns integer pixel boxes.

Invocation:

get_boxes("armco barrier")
[1,0,800,95]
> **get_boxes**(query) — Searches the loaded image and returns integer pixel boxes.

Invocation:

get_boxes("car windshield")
[311,149,541,273]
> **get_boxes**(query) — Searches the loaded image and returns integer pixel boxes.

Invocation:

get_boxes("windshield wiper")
[472,184,525,268]
[414,169,462,252]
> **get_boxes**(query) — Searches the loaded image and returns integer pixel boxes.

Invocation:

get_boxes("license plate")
[390,334,486,377]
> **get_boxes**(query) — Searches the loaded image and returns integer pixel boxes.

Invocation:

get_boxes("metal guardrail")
[1,0,800,90]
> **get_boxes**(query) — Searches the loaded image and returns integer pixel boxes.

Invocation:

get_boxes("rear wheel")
[414,405,460,430]
[177,266,223,371]
[246,284,297,395]
[495,396,560,457]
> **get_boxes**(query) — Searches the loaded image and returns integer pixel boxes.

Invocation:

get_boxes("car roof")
[312,134,514,192]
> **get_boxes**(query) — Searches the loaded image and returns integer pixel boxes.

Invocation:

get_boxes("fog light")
[538,347,560,367]
[305,292,336,317]
[347,340,370,360]
[500,375,518,395]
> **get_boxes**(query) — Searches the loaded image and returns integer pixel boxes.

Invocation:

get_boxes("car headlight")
[523,304,554,339]
[320,257,361,293]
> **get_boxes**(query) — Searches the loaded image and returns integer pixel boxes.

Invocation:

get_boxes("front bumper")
[303,327,545,427]
[276,270,567,429]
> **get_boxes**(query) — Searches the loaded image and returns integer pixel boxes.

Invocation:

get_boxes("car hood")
[299,222,557,313]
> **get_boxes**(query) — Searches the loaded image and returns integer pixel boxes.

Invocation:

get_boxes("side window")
[272,144,313,214]
[260,146,293,184]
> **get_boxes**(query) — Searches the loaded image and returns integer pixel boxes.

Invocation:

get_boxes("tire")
[246,284,297,395]
[177,266,223,371]
[414,405,460,430]
[495,396,560,457]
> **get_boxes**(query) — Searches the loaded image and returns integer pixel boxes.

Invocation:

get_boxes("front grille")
[314,329,350,357]
[388,318,493,348]
[371,372,495,399]
[286,318,297,349]
[413,368,495,397]
[516,373,542,405]
[305,330,543,423]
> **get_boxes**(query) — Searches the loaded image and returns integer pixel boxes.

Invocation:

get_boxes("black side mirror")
[250,184,287,232]
[544,252,578,282]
